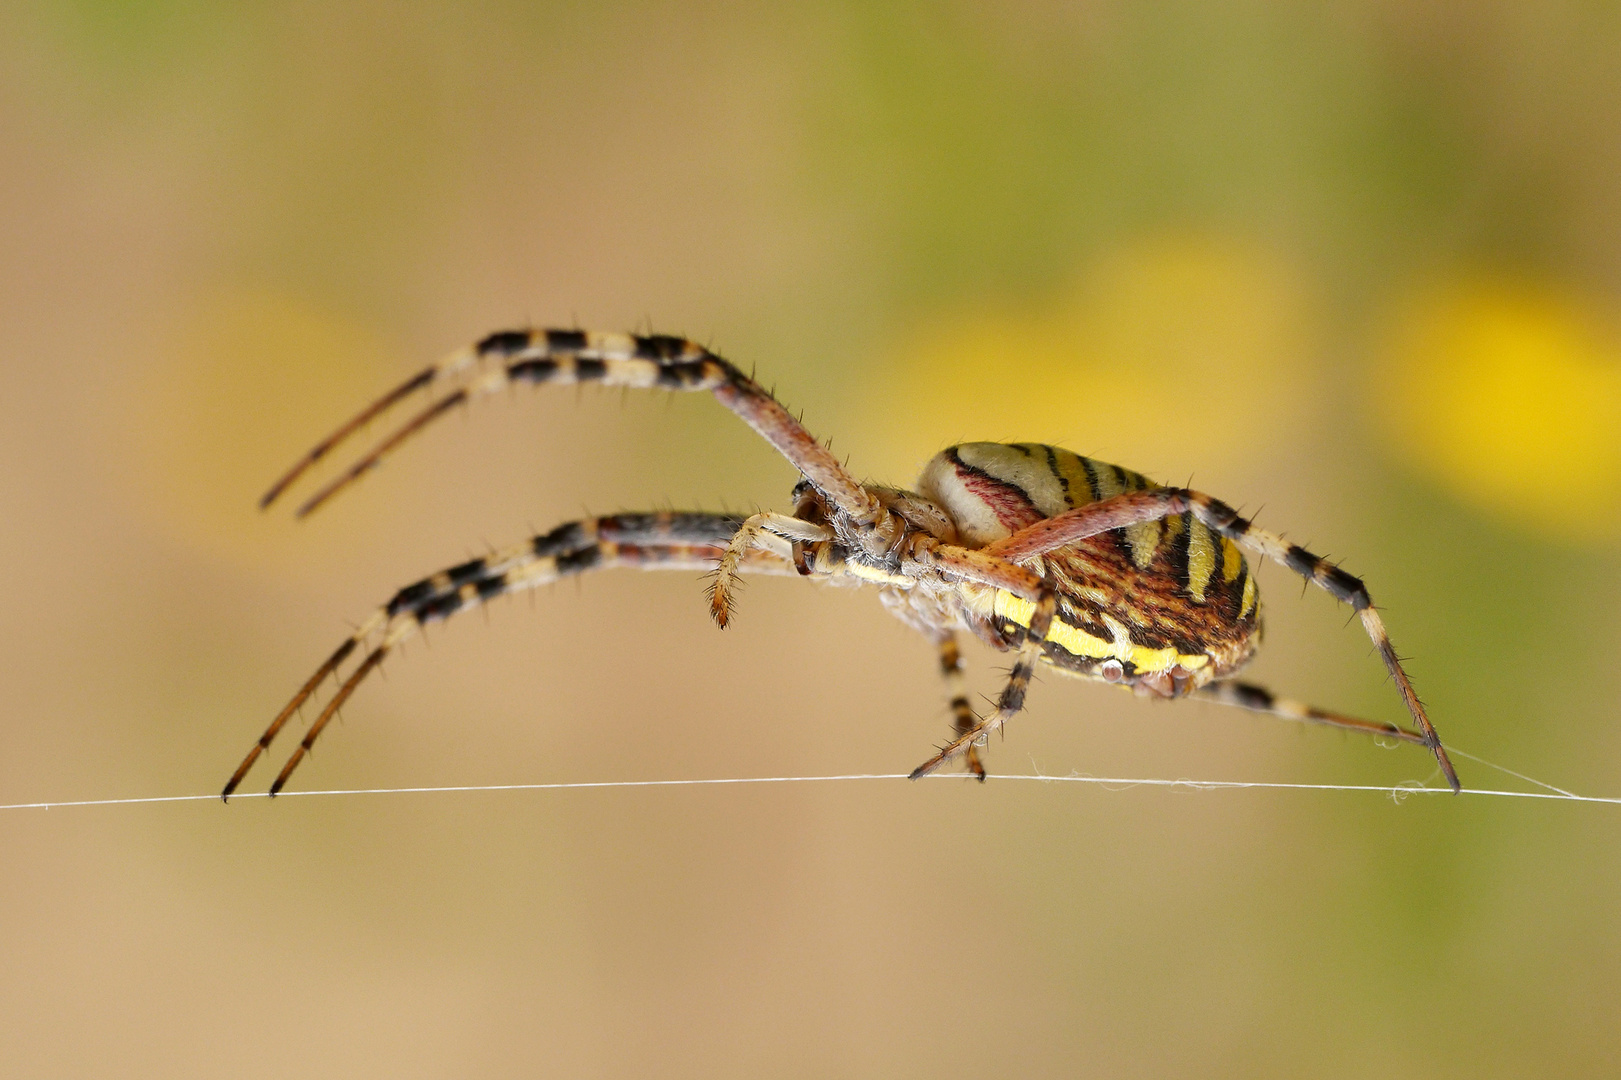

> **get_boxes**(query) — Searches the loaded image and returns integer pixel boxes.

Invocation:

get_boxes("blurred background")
[2,2,1619,1076]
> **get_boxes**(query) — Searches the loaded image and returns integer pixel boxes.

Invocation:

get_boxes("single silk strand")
[3,769,1617,812]
[1445,745,1580,799]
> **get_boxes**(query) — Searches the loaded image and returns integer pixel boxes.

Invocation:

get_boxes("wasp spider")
[223,328,1459,798]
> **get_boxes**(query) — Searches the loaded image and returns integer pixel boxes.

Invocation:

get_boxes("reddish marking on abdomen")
[957,467,1044,532]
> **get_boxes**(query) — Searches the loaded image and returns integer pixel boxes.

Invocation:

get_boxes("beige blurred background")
[3,2,1620,1076]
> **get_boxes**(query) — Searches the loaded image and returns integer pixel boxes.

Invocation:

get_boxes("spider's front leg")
[224,512,797,799]
[264,329,882,532]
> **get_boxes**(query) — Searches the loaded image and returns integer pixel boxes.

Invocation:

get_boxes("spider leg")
[984,488,1460,791]
[258,348,478,508]
[937,633,985,781]
[924,542,1047,600]
[224,512,795,799]
[1185,498,1459,790]
[908,543,1056,778]
[266,330,880,526]
[709,512,834,627]
[908,588,1056,779]
[1196,680,1427,745]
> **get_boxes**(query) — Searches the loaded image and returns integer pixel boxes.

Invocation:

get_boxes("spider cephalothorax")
[223,328,1458,798]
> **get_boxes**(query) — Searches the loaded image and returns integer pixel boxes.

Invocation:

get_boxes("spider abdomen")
[917,442,1260,694]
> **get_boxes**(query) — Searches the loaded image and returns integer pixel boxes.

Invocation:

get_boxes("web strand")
[1445,745,1580,798]
[3,769,1617,812]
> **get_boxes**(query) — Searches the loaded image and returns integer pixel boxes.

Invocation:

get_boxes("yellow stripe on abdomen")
[1221,537,1242,582]
[1186,517,1216,602]
[992,592,1210,674]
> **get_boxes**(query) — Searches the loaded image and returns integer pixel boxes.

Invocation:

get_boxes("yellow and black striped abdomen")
[917,442,1260,691]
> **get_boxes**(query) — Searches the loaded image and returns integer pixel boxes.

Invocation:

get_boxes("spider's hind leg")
[1196,680,1428,746]
[982,488,1460,791]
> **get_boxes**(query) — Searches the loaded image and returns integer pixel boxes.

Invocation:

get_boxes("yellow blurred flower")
[1373,276,1621,542]
[871,234,1316,481]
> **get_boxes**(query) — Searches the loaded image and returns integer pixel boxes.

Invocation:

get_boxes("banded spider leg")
[223,512,796,798]
[956,487,1460,791]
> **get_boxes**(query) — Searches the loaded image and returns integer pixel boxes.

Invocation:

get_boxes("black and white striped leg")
[1186,496,1458,791]
[1196,681,1428,745]
[986,489,1460,791]
[223,512,796,799]
[910,585,1057,779]
[937,633,985,781]
[265,329,879,525]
